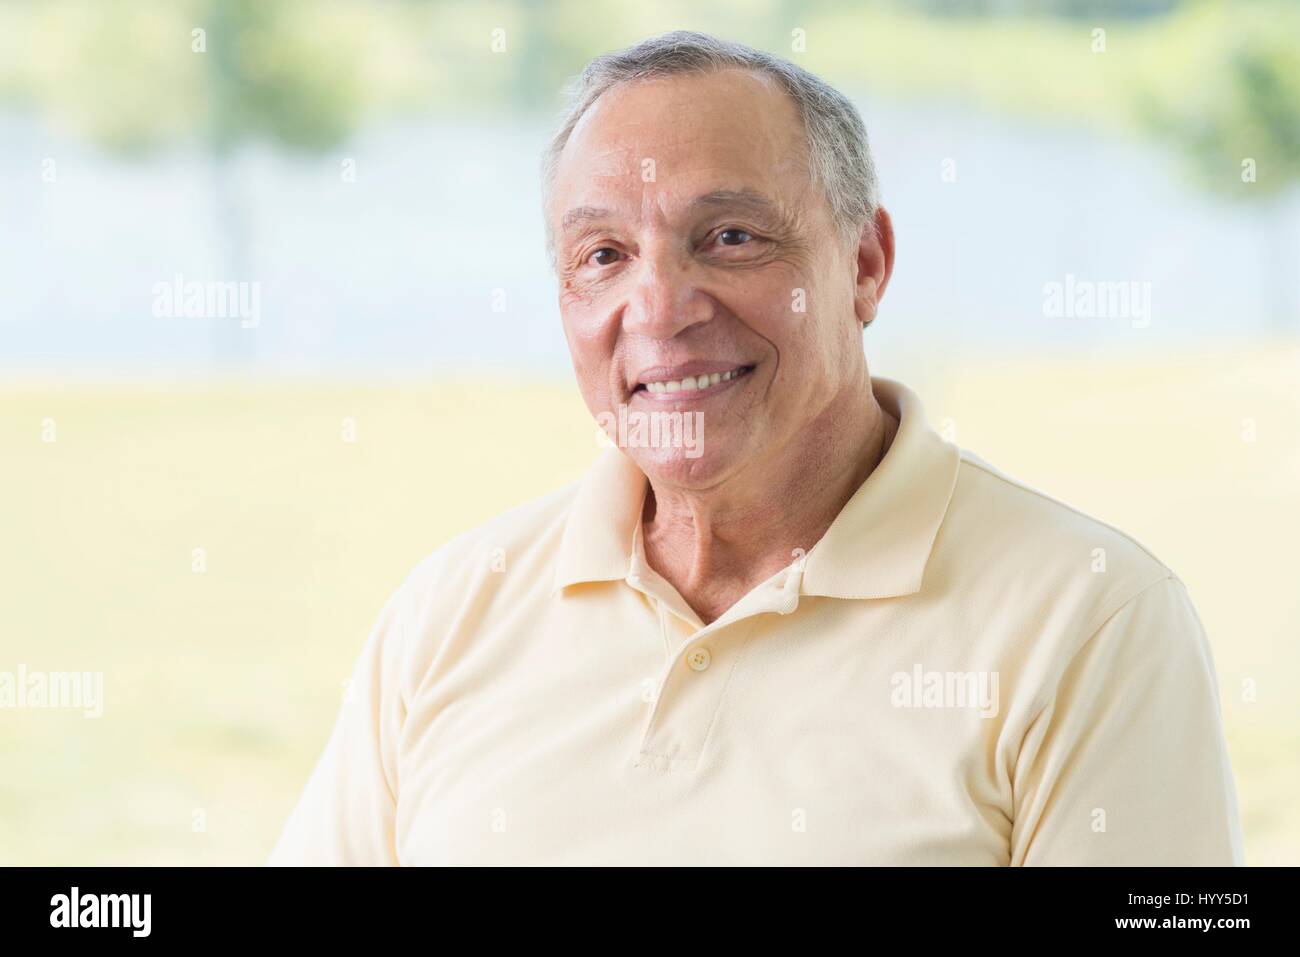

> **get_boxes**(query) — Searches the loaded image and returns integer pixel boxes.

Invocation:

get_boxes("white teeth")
[640,366,746,393]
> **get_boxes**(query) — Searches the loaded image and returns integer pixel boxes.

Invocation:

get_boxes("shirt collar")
[552,377,961,601]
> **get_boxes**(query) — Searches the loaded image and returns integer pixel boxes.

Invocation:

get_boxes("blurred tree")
[202,0,365,361]
[1137,12,1300,327]
[204,0,364,154]
[7,0,368,361]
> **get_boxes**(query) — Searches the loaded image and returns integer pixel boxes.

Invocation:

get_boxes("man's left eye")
[717,228,753,246]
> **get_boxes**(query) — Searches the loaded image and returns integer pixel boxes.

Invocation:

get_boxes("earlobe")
[861,296,877,328]
[852,208,892,327]
[856,276,879,328]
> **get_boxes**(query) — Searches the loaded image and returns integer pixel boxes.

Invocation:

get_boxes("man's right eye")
[589,247,621,267]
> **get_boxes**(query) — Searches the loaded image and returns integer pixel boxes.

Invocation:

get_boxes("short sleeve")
[267,585,409,866]
[1009,575,1244,866]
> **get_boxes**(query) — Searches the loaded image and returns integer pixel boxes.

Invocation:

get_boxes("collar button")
[685,647,712,672]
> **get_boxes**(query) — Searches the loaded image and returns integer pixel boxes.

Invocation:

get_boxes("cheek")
[741,278,827,373]
[731,269,803,340]
[752,279,856,398]
[561,306,619,404]
[802,277,859,374]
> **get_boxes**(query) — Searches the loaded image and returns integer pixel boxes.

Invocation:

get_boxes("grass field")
[2,346,1297,865]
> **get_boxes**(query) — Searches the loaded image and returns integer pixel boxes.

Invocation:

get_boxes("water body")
[1,96,1295,377]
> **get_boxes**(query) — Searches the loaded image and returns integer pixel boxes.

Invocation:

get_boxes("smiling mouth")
[632,364,755,396]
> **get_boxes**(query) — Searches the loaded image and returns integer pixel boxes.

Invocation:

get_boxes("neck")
[641,374,898,625]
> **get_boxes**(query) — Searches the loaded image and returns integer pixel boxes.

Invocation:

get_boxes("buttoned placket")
[624,528,806,773]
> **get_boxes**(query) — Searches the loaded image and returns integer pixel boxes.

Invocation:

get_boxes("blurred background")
[1,0,1296,865]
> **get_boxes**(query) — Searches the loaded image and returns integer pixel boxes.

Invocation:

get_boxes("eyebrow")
[559,188,787,236]
[688,188,784,219]
[560,205,613,234]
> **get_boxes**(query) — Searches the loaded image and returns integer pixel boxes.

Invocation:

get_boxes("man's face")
[550,68,874,489]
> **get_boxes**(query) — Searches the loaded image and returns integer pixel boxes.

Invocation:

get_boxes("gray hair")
[541,30,880,268]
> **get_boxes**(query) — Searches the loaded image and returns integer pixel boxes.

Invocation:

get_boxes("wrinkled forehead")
[550,68,813,226]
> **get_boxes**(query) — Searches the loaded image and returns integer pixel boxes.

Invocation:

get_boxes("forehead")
[551,68,811,223]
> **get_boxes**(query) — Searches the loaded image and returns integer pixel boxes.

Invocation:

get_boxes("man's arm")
[267,586,408,866]
[1009,575,1243,865]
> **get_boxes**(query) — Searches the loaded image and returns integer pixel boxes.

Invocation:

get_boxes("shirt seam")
[959,453,1172,570]
[1010,571,1184,840]
[1020,570,1180,741]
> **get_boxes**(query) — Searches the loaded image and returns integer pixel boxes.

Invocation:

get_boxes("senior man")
[269,31,1242,866]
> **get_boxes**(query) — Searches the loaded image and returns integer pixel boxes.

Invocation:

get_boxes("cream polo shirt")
[268,377,1243,866]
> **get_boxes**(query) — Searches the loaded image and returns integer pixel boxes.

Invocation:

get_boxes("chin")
[629,442,737,490]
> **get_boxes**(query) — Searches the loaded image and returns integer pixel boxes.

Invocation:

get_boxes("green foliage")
[203,0,365,154]
[1137,12,1300,199]
[1,0,1296,202]
[0,0,370,155]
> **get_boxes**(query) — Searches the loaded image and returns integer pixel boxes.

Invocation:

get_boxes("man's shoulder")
[400,476,584,596]
[368,476,586,678]
[944,448,1175,610]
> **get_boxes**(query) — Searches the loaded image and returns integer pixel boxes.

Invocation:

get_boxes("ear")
[852,207,895,327]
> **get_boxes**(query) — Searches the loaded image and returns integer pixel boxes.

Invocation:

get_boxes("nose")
[622,247,714,340]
